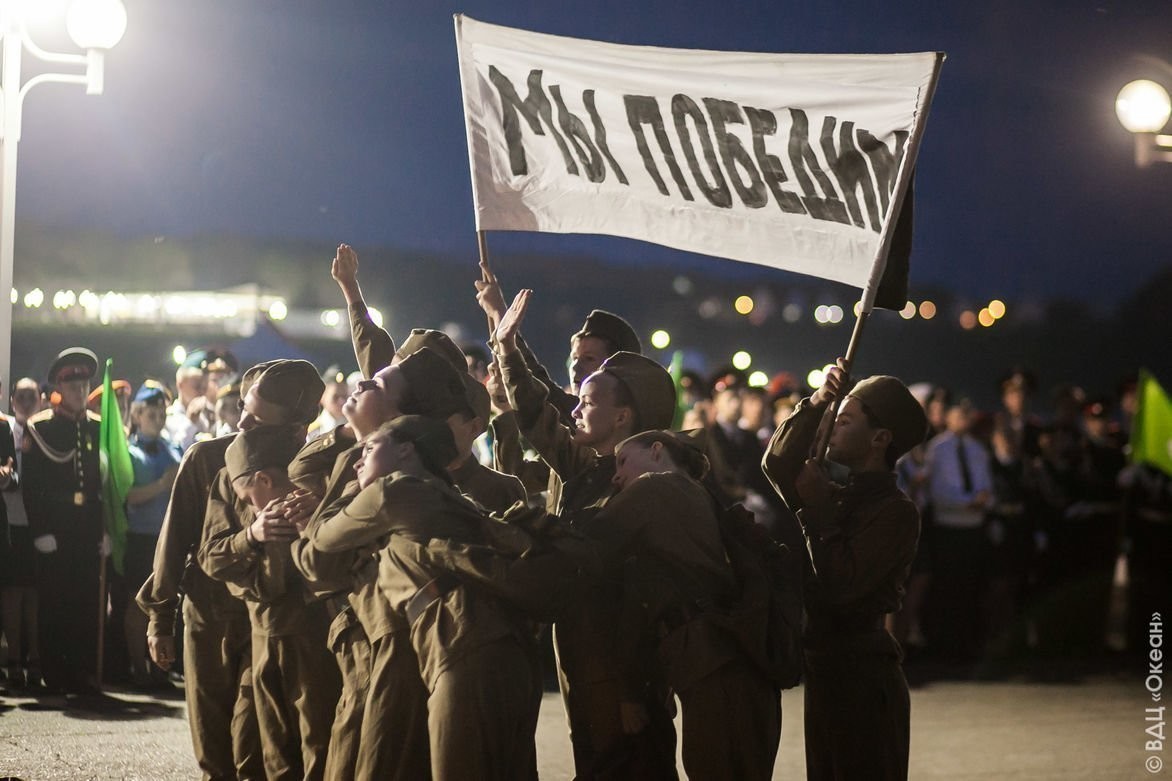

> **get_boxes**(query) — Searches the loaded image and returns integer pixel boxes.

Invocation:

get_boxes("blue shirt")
[127,434,181,536]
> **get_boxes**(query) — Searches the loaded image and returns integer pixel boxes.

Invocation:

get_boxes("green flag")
[99,359,134,575]
[667,350,689,430]
[1131,369,1172,477]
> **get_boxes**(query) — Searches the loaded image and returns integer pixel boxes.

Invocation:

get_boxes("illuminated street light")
[1116,77,1172,167]
[0,0,127,387]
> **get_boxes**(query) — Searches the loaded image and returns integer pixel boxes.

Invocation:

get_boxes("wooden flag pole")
[811,52,945,465]
[476,229,498,336]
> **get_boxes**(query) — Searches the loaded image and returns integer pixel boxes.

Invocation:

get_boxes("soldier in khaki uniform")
[195,361,338,781]
[762,362,927,781]
[602,430,781,780]
[492,289,680,780]
[135,361,277,780]
[310,415,538,780]
[292,346,469,781]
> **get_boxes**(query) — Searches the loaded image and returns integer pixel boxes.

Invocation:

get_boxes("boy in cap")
[218,424,340,781]
[761,359,928,781]
[21,348,103,694]
[492,289,679,780]
[136,359,317,780]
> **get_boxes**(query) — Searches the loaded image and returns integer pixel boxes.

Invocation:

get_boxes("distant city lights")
[978,308,996,327]
[919,300,937,319]
[320,309,342,328]
[748,371,769,387]
[988,299,1006,319]
[650,329,671,349]
[734,295,755,315]
[732,351,752,370]
[268,300,288,321]
[959,310,978,330]
[23,288,43,308]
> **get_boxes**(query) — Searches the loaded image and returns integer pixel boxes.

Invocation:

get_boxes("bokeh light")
[650,329,671,349]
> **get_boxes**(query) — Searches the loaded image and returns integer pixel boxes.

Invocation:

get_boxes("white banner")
[456,15,941,292]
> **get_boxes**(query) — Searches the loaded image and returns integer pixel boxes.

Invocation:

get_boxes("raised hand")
[811,358,849,407]
[493,289,532,352]
[332,243,359,288]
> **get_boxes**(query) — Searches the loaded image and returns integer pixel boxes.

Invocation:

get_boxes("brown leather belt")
[405,575,458,626]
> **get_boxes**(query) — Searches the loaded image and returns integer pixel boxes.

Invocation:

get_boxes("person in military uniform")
[293,346,480,781]
[214,423,340,781]
[136,362,277,781]
[599,429,782,780]
[22,348,104,694]
[762,360,928,781]
[493,288,680,780]
[310,414,539,781]
[195,361,336,781]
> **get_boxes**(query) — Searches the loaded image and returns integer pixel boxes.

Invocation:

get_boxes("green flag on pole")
[1131,369,1172,478]
[99,359,134,575]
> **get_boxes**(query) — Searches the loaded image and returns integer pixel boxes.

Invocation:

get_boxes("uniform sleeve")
[0,421,17,492]
[349,300,396,378]
[761,399,824,512]
[195,468,264,598]
[498,348,597,482]
[135,444,211,636]
[803,497,919,607]
[307,478,401,554]
[490,411,552,495]
[292,485,367,599]
[20,423,50,539]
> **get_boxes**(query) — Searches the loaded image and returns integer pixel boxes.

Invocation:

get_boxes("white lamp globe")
[1115,79,1172,134]
[66,0,127,50]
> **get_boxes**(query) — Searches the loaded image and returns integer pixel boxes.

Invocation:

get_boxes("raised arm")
[334,243,396,378]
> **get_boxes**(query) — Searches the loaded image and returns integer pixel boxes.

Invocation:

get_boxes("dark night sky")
[14,0,1172,311]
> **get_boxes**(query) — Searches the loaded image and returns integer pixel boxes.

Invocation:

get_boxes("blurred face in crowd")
[945,405,970,435]
[206,370,230,403]
[569,335,610,394]
[571,371,632,451]
[344,365,405,438]
[56,378,90,416]
[321,380,350,420]
[712,388,741,426]
[132,401,168,439]
[1001,386,1026,418]
[739,390,767,431]
[447,411,484,464]
[216,395,242,433]
[613,439,663,491]
[176,370,207,406]
[11,381,40,419]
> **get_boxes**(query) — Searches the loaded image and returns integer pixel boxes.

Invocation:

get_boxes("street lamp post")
[0,0,126,389]
[1115,57,1172,168]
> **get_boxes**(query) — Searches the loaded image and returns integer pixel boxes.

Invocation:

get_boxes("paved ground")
[0,668,1156,780]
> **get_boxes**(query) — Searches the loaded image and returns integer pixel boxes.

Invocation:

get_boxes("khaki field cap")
[397,347,469,420]
[460,373,491,422]
[254,360,326,424]
[599,352,676,432]
[848,375,929,458]
[225,424,305,482]
[395,329,467,372]
[378,415,459,476]
[573,310,641,355]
